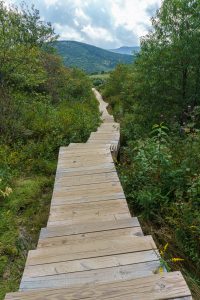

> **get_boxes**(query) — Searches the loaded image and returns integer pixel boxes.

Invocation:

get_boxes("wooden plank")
[89,133,119,139]
[22,250,158,279]
[37,227,143,249]
[26,235,157,266]
[58,156,113,163]
[47,212,131,226]
[52,181,123,195]
[51,193,126,206]
[6,272,191,300]
[56,162,115,173]
[54,172,119,187]
[20,261,160,290]
[48,199,129,220]
[39,217,141,239]
[59,149,112,156]
[59,152,112,160]
[87,139,117,143]
[48,200,130,224]
[89,133,119,138]
[55,166,117,178]
[57,156,113,165]
[52,181,123,197]
[66,143,111,149]
[57,159,114,170]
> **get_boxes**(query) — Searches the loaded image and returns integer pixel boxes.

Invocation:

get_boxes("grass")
[90,73,110,79]
[0,175,54,299]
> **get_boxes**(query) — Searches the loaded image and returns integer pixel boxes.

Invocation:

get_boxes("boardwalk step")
[22,250,157,279]
[47,199,130,226]
[40,218,140,240]
[26,235,157,266]
[5,272,192,299]
[37,227,143,249]
[39,217,141,239]
[54,171,119,187]
[52,181,123,194]
[20,261,160,290]
[55,165,117,178]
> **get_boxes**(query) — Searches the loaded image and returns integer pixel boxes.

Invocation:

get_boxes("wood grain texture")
[20,261,160,290]
[37,227,143,248]
[39,217,141,239]
[26,236,156,266]
[22,250,158,279]
[6,272,191,299]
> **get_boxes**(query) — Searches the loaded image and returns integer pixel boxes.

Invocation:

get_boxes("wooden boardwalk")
[5,89,192,299]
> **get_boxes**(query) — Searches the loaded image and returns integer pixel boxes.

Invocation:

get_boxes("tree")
[129,0,200,127]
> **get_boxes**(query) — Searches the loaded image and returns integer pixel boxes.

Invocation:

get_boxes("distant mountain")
[109,46,140,55]
[53,41,134,74]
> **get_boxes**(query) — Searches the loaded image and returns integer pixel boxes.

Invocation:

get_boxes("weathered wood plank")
[47,212,131,227]
[54,172,119,187]
[20,261,160,290]
[51,193,126,206]
[55,166,117,178]
[56,162,115,173]
[52,181,124,197]
[48,199,129,220]
[56,159,114,170]
[53,181,122,194]
[5,272,191,299]
[39,217,140,239]
[38,227,143,249]
[22,250,157,279]
[26,236,156,266]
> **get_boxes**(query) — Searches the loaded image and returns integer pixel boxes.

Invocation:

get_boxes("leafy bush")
[103,0,200,297]
[0,2,100,298]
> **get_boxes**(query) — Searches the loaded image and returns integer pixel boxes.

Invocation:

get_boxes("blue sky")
[5,0,162,48]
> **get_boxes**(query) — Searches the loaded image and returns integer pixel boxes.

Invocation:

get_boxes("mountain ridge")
[109,46,140,55]
[53,40,134,73]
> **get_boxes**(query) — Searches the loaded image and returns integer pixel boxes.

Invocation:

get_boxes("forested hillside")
[0,2,99,299]
[103,0,200,298]
[53,41,133,73]
[109,46,140,55]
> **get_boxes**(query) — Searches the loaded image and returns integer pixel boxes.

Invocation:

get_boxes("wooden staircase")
[5,88,192,299]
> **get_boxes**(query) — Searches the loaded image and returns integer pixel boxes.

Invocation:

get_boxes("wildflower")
[171,258,184,263]
[164,243,169,252]
[5,187,13,196]
[0,186,13,198]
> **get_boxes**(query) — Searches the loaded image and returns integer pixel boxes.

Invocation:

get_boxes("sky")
[5,0,162,49]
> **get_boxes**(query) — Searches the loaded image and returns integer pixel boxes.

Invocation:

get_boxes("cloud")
[81,25,114,43]
[4,0,162,48]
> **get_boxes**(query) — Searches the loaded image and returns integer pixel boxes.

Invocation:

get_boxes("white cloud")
[81,25,114,42]
[43,0,59,7]
[111,0,161,37]
[54,23,84,41]
[4,0,162,48]
[74,8,90,22]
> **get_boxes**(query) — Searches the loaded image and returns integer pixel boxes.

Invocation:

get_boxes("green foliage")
[0,2,100,299]
[104,0,200,297]
[90,73,110,89]
[0,176,53,299]
[119,127,200,272]
[53,41,134,74]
